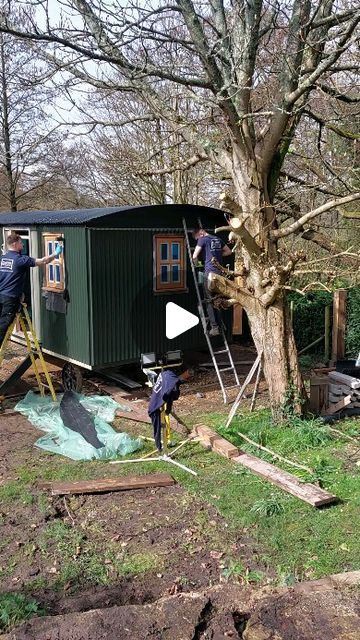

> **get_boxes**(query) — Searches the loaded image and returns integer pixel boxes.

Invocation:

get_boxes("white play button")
[166,302,199,339]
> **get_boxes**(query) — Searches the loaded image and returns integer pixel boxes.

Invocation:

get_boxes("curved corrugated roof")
[0,206,143,225]
[0,203,224,226]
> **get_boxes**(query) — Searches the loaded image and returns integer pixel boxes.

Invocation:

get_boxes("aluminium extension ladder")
[183,218,240,403]
[0,302,56,401]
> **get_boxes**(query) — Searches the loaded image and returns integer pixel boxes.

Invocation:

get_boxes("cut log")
[193,424,221,445]
[328,384,346,396]
[326,395,352,415]
[194,424,239,458]
[329,391,359,403]
[212,438,239,459]
[233,453,337,507]
[41,474,175,496]
[328,372,360,389]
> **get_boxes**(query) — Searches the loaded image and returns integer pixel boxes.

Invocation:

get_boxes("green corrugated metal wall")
[38,226,91,365]
[89,228,206,367]
[1,205,229,368]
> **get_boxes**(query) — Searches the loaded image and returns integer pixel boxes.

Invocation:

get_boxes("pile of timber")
[328,371,360,414]
[310,371,360,416]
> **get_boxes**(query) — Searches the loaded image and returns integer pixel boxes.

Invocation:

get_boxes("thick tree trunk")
[214,146,308,418]
[246,297,308,419]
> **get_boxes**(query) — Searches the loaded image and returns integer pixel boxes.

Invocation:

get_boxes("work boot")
[209,326,220,336]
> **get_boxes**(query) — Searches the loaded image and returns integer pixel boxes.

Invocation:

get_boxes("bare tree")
[1,0,359,414]
[0,9,61,212]
[59,87,223,206]
[27,139,102,210]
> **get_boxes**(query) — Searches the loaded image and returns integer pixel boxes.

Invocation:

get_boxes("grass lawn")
[187,409,360,583]
[0,406,359,632]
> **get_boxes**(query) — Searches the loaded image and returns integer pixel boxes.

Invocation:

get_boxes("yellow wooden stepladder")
[0,302,57,401]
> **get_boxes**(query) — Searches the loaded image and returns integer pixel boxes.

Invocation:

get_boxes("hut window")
[154,235,186,292]
[42,233,65,292]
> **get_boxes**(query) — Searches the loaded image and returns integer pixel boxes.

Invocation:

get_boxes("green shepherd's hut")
[0,204,234,389]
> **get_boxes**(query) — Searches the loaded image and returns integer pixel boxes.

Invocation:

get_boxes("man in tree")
[0,232,63,346]
[192,227,232,336]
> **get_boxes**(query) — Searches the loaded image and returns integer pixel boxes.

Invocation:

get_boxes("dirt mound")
[245,587,360,640]
[1,592,230,640]
[2,582,360,640]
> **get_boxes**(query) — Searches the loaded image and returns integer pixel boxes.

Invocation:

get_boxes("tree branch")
[304,109,360,140]
[286,12,360,107]
[309,8,358,29]
[207,272,255,309]
[134,151,208,176]
[279,171,340,197]
[317,82,360,103]
[0,14,211,89]
[271,193,360,239]
[215,216,262,256]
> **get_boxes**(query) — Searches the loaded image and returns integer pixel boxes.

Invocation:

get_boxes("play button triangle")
[166,302,199,339]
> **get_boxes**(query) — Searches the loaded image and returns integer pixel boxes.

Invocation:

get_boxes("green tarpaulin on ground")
[15,391,143,461]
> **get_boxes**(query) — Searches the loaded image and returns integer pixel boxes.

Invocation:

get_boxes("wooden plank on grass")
[44,473,175,496]
[232,453,337,507]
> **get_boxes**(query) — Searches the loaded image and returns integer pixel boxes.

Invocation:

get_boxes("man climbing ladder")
[0,232,63,348]
[192,226,232,335]
[183,218,239,403]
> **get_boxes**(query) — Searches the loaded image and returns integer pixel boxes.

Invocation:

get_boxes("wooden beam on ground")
[331,288,347,364]
[41,473,175,496]
[193,424,239,458]
[233,453,337,507]
[194,425,337,507]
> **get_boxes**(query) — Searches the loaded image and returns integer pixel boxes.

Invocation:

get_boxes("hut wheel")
[61,363,83,392]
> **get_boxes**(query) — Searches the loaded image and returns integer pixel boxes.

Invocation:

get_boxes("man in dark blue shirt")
[148,367,191,451]
[0,232,62,346]
[192,227,232,335]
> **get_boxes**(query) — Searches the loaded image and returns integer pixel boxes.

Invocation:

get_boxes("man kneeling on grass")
[148,366,192,452]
